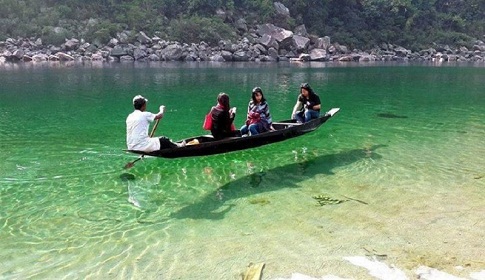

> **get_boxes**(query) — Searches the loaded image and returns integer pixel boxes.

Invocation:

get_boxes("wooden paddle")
[124,118,160,169]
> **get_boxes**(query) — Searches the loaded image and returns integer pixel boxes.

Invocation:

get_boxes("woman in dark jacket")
[210,92,239,139]
[291,83,321,123]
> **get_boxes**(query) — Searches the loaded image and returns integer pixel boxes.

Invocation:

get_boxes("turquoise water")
[0,61,484,279]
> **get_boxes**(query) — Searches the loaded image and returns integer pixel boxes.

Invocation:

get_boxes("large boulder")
[253,44,267,55]
[64,38,79,51]
[268,47,278,60]
[32,53,49,62]
[292,35,310,52]
[34,38,43,48]
[309,49,327,61]
[314,36,331,50]
[335,43,349,54]
[159,44,184,61]
[233,50,249,61]
[57,52,74,61]
[221,50,233,61]
[137,31,152,45]
[133,48,147,60]
[120,55,134,61]
[107,38,118,47]
[273,2,290,16]
[12,49,24,60]
[110,45,128,57]
[256,24,293,44]
[91,52,104,61]
[259,34,279,50]
[235,18,248,33]
[394,46,411,56]
[294,25,308,37]
[209,54,225,62]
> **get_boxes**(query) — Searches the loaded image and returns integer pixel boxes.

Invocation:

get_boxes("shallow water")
[0,61,484,279]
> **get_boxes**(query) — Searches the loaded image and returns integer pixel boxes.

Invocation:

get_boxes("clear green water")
[0,62,484,279]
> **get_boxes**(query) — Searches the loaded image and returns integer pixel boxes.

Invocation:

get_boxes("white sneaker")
[176,140,186,147]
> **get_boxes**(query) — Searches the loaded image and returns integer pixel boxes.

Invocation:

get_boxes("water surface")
[0,61,484,279]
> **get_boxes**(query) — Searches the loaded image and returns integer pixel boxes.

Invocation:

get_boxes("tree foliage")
[0,0,483,48]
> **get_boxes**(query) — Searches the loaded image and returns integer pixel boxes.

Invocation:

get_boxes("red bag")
[246,111,261,125]
[203,112,212,130]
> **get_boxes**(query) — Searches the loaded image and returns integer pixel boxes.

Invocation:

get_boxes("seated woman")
[210,92,240,140]
[240,87,274,136]
[291,83,321,123]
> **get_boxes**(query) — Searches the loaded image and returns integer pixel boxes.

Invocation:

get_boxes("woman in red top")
[210,92,240,139]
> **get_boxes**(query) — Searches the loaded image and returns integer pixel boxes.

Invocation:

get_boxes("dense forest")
[1,0,484,50]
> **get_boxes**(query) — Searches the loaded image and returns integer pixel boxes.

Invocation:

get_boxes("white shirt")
[126,110,160,152]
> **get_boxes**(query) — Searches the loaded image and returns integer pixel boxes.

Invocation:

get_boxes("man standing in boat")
[126,95,181,152]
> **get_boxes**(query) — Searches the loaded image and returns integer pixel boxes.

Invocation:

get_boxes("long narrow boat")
[129,108,340,159]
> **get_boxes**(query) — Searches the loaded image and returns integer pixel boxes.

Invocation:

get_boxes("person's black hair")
[133,97,146,110]
[251,87,266,103]
[300,82,316,96]
[217,92,230,110]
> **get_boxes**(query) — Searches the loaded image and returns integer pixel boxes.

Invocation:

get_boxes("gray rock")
[253,44,267,55]
[32,53,48,61]
[298,53,311,61]
[256,24,293,43]
[34,38,44,48]
[395,46,411,56]
[117,31,130,44]
[338,55,353,62]
[152,36,161,44]
[459,46,468,53]
[292,35,310,52]
[221,50,233,61]
[138,31,152,44]
[259,34,279,50]
[12,49,24,60]
[120,55,134,61]
[235,18,248,33]
[133,48,147,60]
[309,49,327,61]
[64,38,79,51]
[473,44,485,52]
[50,46,62,54]
[57,52,74,61]
[21,41,30,48]
[108,38,118,47]
[268,47,278,60]
[160,44,184,61]
[209,54,225,61]
[110,45,128,57]
[315,36,331,50]
[334,43,349,54]
[233,50,249,61]
[91,52,104,61]
[48,54,59,61]
[294,25,308,37]
[273,2,290,16]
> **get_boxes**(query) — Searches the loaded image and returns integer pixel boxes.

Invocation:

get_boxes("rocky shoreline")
[1,23,485,64]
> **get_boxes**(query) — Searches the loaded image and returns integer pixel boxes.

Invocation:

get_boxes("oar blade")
[124,156,143,169]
